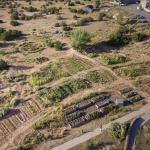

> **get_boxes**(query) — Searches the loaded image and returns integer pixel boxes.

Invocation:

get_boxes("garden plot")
[28,57,93,87]
[113,62,150,79]
[0,100,42,138]
[36,79,91,107]
[120,87,144,103]
[63,93,111,128]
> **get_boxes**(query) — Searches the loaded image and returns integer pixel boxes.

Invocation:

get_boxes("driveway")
[51,104,150,150]
[119,4,150,22]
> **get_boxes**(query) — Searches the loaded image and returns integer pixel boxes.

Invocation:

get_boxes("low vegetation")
[0,59,9,70]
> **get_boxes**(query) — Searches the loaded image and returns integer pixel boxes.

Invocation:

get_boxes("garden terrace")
[37,79,91,107]
[85,111,103,122]
[85,69,116,84]
[29,57,92,87]
[113,62,150,79]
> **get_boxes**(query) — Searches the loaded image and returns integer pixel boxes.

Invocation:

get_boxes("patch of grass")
[86,70,116,84]
[62,57,92,74]
[100,54,129,65]
[114,62,150,78]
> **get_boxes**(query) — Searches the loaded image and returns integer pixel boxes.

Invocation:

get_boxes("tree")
[95,0,101,8]
[70,29,91,52]
[0,59,9,70]
[109,122,127,142]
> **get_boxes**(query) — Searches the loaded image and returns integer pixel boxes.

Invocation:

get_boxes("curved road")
[126,112,150,150]
[51,103,150,150]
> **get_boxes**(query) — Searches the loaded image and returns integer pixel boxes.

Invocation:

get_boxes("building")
[115,99,125,106]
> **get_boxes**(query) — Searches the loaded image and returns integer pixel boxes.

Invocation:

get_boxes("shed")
[82,5,94,13]
[115,99,125,106]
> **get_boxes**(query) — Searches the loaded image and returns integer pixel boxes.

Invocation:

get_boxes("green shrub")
[10,20,19,26]
[70,29,91,51]
[98,12,105,21]
[110,122,127,142]
[77,17,93,26]
[101,54,129,65]
[132,32,146,42]
[0,59,9,70]
[0,29,22,41]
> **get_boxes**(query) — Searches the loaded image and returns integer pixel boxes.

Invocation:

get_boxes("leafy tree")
[110,122,127,142]
[95,0,101,8]
[70,29,91,52]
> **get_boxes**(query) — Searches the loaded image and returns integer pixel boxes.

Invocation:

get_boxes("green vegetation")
[98,12,105,21]
[132,32,146,42]
[46,39,64,50]
[100,54,129,65]
[109,122,127,142]
[77,17,93,26]
[70,29,91,52]
[86,70,116,84]
[29,57,92,87]
[0,107,10,118]
[10,20,19,26]
[0,28,22,41]
[28,61,69,87]
[114,63,150,78]
[0,59,9,70]
[37,79,90,106]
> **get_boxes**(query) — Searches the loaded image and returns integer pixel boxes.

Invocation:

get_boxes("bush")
[10,20,19,26]
[98,12,105,21]
[70,29,91,51]
[0,107,10,118]
[11,11,19,20]
[132,32,146,42]
[77,17,93,26]
[110,122,127,142]
[0,59,9,70]
[0,29,22,41]
[101,54,129,65]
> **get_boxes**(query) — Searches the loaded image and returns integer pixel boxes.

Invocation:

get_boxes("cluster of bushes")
[46,39,65,50]
[0,28,22,41]
[24,6,38,12]
[98,12,106,21]
[100,54,129,65]
[34,56,49,64]
[69,8,85,14]
[11,11,42,21]
[10,20,19,26]
[41,6,60,15]
[108,26,146,46]
[110,122,128,142]
[37,79,90,106]
[0,59,9,70]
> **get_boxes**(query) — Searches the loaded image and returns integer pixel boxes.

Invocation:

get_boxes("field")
[0,0,150,150]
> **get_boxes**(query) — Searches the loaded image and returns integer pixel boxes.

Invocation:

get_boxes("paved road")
[119,4,150,22]
[126,112,150,150]
[51,104,150,150]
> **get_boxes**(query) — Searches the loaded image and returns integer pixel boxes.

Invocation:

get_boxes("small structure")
[115,99,125,106]
[82,5,94,13]
[123,91,138,98]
